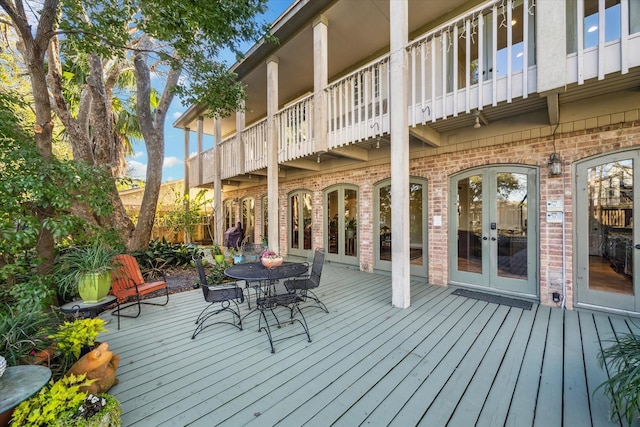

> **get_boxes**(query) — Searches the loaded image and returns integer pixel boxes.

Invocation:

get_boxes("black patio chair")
[256,263,312,353]
[284,248,328,313]
[191,256,244,339]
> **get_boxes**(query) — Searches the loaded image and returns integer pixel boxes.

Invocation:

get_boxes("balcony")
[184,0,640,187]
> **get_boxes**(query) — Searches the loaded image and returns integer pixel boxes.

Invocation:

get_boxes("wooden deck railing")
[201,0,640,184]
[276,93,315,162]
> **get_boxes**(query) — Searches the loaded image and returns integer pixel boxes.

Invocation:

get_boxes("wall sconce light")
[473,110,488,129]
[548,152,562,176]
[317,154,321,163]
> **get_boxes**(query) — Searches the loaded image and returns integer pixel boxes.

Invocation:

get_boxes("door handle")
[491,237,497,241]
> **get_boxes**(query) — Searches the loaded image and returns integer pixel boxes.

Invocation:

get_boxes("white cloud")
[189,151,198,158]
[163,156,183,168]
[172,111,183,119]
[127,160,147,180]
[131,151,145,159]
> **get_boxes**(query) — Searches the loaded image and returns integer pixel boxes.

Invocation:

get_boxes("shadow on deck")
[97,263,631,426]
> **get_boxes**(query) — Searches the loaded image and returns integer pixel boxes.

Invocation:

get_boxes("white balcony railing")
[327,58,389,149]
[276,94,315,162]
[569,0,640,85]
[220,134,242,180]
[244,118,268,172]
[407,0,536,126]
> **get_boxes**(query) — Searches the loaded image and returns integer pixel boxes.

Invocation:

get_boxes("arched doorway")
[289,190,313,257]
[373,177,428,278]
[324,184,359,265]
[449,166,538,297]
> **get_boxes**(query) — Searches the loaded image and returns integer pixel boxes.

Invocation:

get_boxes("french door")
[373,178,428,278]
[576,151,640,312]
[324,185,359,265]
[450,166,538,297]
[289,190,313,257]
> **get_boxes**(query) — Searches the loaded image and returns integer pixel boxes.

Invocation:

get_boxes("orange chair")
[110,254,169,329]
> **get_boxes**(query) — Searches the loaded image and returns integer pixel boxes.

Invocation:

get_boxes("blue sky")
[126,0,294,182]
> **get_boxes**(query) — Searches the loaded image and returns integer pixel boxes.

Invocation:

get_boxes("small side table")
[0,365,51,426]
[60,295,117,318]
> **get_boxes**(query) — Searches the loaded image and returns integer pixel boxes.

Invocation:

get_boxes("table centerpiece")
[261,250,283,269]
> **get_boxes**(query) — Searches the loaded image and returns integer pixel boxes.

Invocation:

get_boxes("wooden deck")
[97,263,635,426]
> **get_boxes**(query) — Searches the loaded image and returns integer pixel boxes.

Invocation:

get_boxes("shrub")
[130,238,202,277]
[11,374,121,427]
[53,318,108,359]
[597,333,640,425]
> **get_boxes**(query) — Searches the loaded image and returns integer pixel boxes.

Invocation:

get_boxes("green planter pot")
[214,254,225,264]
[78,272,112,303]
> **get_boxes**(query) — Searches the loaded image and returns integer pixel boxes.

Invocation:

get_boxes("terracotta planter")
[78,271,111,303]
[261,256,283,269]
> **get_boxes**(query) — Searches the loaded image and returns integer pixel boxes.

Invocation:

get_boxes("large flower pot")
[214,254,225,264]
[78,272,112,303]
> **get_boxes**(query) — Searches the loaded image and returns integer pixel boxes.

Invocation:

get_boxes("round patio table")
[0,365,51,418]
[225,261,308,282]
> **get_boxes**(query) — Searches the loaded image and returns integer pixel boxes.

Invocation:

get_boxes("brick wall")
[224,115,640,310]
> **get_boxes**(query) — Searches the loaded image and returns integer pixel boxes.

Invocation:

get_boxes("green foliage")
[206,260,234,285]
[597,333,640,425]
[0,89,120,305]
[55,244,120,301]
[0,305,59,366]
[58,0,272,116]
[212,244,223,256]
[7,275,57,313]
[11,374,121,427]
[130,238,202,277]
[161,189,211,240]
[53,318,108,359]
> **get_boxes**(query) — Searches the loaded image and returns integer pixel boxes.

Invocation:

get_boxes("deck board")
[96,264,627,426]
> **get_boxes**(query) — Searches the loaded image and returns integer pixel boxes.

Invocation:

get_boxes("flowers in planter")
[261,250,280,259]
[261,250,283,268]
[11,373,121,427]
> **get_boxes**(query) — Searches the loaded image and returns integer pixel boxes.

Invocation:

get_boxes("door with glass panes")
[289,190,313,257]
[576,152,640,312]
[325,185,358,265]
[450,166,538,297]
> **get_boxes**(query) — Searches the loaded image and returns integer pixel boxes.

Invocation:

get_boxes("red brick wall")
[225,120,640,310]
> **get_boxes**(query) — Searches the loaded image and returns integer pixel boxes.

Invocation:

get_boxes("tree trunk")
[2,0,60,275]
[128,37,180,251]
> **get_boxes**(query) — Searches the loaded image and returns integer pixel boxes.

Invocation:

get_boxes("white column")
[236,101,246,175]
[267,58,280,253]
[536,0,567,93]
[390,0,410,309]
[214,118,223,246]
[183,127,191,244]
[313,15,328,153]
[197,116,204,186]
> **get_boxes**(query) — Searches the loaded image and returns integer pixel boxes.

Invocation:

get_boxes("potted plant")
[597,333,640,425]
[345,217,357,238]
[211,244,225,264]
[260,250,283,269]
[58,244,118,303]
[11,373,121,427]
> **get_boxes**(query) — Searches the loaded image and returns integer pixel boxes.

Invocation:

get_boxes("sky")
[126,0,295,183]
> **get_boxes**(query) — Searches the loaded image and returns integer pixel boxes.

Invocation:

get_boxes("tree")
[0,0,272,272]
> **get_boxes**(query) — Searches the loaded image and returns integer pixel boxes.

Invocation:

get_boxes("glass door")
[289,190,313,257]
[325,185,358,265]
[374,178,428,278]
[576,152,639,312]
[450,166,538,297]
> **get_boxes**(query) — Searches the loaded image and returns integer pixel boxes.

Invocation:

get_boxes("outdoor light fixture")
[317,154,321,163]
[473,110,488,129]
[548,152,562,176]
